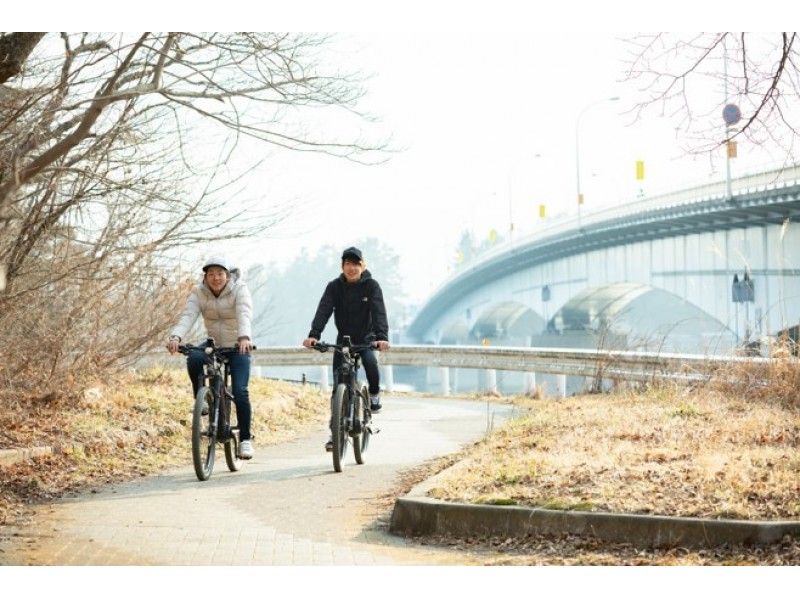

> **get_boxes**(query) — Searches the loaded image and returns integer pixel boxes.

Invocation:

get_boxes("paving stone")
[0,397,509,566]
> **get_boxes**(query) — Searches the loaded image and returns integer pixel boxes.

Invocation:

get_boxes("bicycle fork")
[348,387,360,436]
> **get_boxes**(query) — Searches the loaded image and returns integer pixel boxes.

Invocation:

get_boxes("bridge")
[399,164,800,393]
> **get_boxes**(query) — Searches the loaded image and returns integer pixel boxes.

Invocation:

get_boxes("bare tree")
[0,32,45,84]
[0,32,385,397]
[623,33,800,161]
[0,32,381,212]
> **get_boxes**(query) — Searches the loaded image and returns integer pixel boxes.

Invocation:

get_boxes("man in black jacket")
[303,247,390,451]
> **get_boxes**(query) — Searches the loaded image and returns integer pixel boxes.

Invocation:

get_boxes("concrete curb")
[389,461,800,549]
[0,443,85,468]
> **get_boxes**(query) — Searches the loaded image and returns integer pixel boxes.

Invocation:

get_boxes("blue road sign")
[723,103,741,126]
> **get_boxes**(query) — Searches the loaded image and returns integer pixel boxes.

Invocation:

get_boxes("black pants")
[332,347,380,396]
[330,347,379,432]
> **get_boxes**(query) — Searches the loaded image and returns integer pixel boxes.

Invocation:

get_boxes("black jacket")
[308,270,389,344]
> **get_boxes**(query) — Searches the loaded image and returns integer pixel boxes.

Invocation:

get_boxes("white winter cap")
[202,256,230,272]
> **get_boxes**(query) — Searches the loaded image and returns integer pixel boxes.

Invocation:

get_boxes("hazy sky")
[217,30,784,303]
[11,5,791,306]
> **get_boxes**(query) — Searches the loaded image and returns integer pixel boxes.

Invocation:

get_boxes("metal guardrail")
[450,162,800,280]
[408,164,800,338]
[246,345,789,384]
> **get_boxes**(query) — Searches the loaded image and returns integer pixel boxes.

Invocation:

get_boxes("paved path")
[0,396,512,565]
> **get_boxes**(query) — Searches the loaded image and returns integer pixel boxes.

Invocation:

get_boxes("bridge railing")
[248,345,791,390]
[144,345,796,396]
[445,162,800,287]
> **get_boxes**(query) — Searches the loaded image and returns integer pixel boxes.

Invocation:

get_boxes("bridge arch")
[542,282,736,353]
[439,320,471,345]
[470,301,545,346]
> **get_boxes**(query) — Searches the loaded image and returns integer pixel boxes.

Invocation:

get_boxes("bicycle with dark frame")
[311,336,378,472]
[178,338,256,481]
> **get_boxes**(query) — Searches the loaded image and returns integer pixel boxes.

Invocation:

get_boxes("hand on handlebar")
[375,340,390,351]
[238,337,253,354]
[166,337,180,355]
[302,338,318,348]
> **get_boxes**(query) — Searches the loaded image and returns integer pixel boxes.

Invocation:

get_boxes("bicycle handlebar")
[178,343,257,356]
[310,341,376,353]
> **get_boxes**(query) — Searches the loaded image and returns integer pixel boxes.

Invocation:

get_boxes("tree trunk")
[0,32,45,84]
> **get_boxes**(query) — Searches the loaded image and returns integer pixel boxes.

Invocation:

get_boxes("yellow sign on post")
[727,141,737,158]
[636,160,645,180]
[538,204,546,219]
[488,229,497,243]
[577,193,584,205]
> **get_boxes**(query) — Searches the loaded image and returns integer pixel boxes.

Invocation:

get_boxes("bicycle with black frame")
[178,338,256,481]
[311,335,378,473]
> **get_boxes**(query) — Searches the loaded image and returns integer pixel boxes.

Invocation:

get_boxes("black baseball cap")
[341,247,363,262]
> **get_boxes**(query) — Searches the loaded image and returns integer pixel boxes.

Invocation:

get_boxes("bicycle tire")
[353,385,370,464]
[192,386,216,481]
[224,437,241,471]
[331,383,348,473]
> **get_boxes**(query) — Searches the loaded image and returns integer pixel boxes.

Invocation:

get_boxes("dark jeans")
[187,348,252,441]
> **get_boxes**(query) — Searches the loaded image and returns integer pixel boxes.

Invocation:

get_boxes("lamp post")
[575,96,619,227]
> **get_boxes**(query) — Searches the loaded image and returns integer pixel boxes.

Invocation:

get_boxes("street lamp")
[575,96,619,226]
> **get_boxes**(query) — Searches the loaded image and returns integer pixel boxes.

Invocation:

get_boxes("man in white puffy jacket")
[166,256,256,459]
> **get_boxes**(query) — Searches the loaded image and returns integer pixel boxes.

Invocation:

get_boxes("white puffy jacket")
[170,279,253,346]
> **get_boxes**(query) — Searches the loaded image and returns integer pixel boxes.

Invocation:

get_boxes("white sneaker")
[369,394,382,412]
[240,440,254,459]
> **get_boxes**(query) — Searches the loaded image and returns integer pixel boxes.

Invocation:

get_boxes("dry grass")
[413,531,800,565]
[709,342,800,409]
[429,384,800,520]
[0,367,328,526]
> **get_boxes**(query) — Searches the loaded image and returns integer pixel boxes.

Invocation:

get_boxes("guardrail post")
[439,367,450,396]
[484,369,498,394]
[524,372,536,394]
[319,366,330,393]
[382,364,394,392]
[557,374,567,398]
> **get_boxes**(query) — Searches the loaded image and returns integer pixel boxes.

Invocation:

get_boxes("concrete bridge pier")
[319,366,330,393]
[450,368,459,393]
[524,371,537,395]
[439,367,451,396]
[484,369,498,394]
[381,364,394,392]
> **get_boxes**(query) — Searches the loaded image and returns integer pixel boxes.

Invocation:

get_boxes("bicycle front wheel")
[225,396,242,472]
[224,437,241,472]
[192,387,216,481]
[353,385,370,464]
[331,383,349,473]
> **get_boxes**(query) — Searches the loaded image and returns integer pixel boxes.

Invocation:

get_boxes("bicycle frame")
[202,351,236,443]
[179,339,251,480]
[312,336,375,471]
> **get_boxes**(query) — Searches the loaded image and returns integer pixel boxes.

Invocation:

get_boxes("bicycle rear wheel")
[353,385,370,464]
[331,383,348,473]
[224,395,242,472]
[192,387,216,481]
